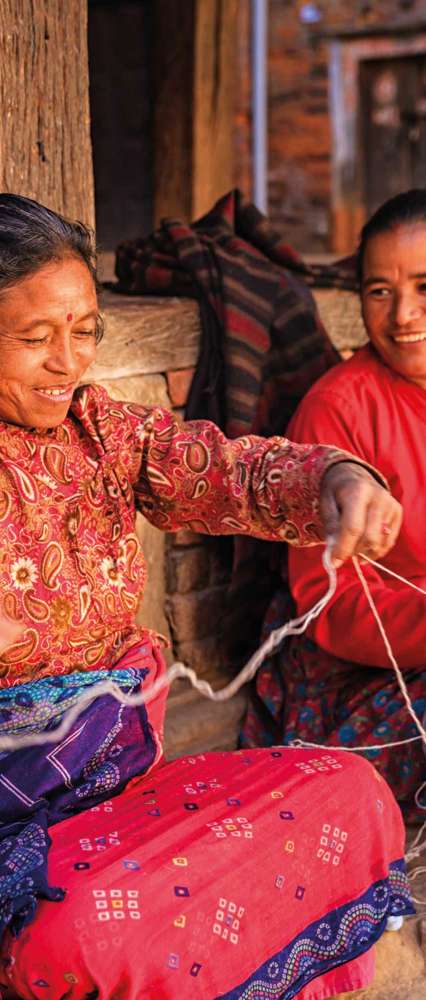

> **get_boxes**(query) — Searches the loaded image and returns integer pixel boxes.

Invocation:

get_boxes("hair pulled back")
[0,193,103,340]
[357,188,426,284]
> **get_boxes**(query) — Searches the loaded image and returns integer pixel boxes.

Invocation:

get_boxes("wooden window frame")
[329,32,426,252]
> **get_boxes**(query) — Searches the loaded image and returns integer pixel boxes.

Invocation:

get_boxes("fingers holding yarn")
[320,461,402,566]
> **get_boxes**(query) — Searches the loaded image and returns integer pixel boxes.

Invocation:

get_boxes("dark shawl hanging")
[113,189,356,665]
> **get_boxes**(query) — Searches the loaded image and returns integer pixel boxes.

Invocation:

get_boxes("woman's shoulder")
[71,382,151,427]
[72,381,126,414]
[287,345,394,444]
[300,345,390,406]
[69,382,176,458]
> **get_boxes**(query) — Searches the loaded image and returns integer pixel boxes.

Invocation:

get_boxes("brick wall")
[234,0,426,252]
[165,530,233,680]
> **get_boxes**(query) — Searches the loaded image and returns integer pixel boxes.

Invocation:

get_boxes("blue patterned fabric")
[0,664,157,938]
[217,861,414,1000]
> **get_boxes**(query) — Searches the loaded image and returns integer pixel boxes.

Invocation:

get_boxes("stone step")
[164,680,247,759]
[330,915,425,999]
[332,826,426,1000]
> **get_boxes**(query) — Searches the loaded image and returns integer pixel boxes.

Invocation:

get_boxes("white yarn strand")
[352,555,426,746]
[359,553,426,597]
[406,822,426,906]
[0,549,339,751]
[0,541,425,874]
[0,542,424,766]
[406,822,426,864]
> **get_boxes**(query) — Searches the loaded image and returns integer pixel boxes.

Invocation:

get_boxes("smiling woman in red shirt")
[242,189,426,822]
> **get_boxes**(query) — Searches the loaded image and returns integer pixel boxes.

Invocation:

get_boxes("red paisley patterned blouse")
[0,384,357,687]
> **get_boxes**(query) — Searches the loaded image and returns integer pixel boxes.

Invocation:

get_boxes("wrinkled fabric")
[113,191,342,666]
[0,747,413,1000]
[241,346,426,817]
[113,189,341,439]
[0,383,360,688]
[288,345,426,669]
[241,588,425,821]
[0,642,165,939]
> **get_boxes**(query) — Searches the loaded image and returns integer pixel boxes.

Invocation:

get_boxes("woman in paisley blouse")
[0,195,412,1000]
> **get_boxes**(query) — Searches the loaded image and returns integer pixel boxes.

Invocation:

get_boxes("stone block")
[166,367,195,406]
[174,635,227,679]
[96,372,171,408]
[313,289,367,353]
[89,292,200,380]
[167,546,210,595]
[164,683,247,759]
[166,586,226,643]
[168,528,206,547]
[208,539,233,586]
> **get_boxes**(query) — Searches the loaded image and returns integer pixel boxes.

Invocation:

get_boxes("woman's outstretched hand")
[320,462,402,567]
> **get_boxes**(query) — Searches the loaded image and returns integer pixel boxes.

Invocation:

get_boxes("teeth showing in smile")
[394,333,426,343]
[36,387,72,397]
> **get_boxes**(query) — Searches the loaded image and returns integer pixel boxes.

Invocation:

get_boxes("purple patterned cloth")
[0,661,158,937]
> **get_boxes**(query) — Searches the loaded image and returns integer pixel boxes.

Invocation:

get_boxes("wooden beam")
[192,0,238,218]
[91,293,200,381]
[153,0,195,222]
[0,0,94,227]
[153,0,238,224]
[90,287,366,390]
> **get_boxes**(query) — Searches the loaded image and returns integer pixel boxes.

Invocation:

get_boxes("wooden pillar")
[0,0,94,228]
[153,0,238,223]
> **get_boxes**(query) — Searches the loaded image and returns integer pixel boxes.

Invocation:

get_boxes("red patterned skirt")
[0,746,413,999]
[240,589,426,823]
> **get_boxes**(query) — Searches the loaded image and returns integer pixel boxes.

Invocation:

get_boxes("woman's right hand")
[320,461,402,566]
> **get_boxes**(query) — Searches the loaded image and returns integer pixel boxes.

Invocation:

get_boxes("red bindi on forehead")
[66,312,73,322]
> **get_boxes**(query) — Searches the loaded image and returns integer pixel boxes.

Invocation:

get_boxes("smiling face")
[361,223,426,390]
[0,257,98,428]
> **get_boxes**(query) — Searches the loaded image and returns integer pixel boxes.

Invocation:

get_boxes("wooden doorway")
[88,0,238,254]
[329,33,426,253]
[88,0,154,252]
[360,55,426,218]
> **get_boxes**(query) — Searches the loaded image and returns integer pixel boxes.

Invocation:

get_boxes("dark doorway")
[88,0,153,251]
[360,55,426,217]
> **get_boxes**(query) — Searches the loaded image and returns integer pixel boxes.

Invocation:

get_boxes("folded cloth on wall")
[114,189,347,663]
[114,188,343,439]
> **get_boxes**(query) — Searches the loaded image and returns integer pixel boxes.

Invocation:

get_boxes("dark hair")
[0,193,103,341]
[356,188,426,284]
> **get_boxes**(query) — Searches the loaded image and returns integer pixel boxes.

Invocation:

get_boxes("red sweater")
[287,344,426,669]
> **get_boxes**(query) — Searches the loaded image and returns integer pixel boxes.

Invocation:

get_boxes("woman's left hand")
[320,462,402,566]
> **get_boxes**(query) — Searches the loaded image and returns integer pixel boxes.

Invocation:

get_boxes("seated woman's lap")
[241,588,426,821]
[0,748,411,1000]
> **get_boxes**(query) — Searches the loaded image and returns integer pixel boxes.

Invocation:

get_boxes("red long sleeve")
[287,346,426,669]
